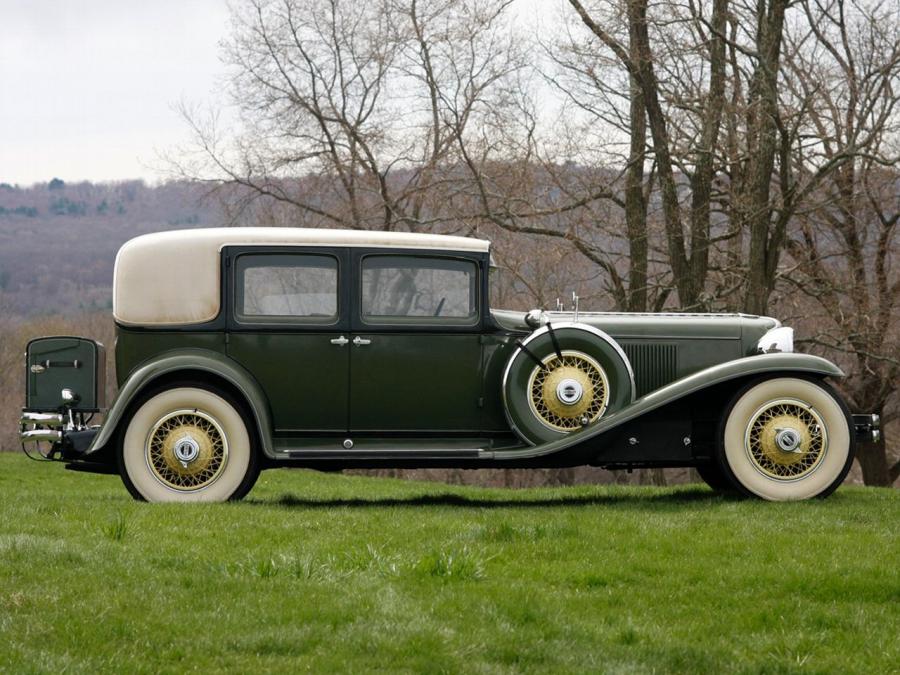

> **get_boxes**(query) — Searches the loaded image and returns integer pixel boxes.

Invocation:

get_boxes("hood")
[491,309,780,354]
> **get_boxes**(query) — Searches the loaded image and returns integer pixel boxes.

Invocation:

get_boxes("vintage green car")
[20,228,880,502]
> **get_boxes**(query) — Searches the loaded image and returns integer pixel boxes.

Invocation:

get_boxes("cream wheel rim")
[527,350,609,431]
[145,409,229,491]
[744,398,828,481]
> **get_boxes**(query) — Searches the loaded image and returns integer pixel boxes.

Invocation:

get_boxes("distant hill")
[0,174,620,320]
[0,180,223,316]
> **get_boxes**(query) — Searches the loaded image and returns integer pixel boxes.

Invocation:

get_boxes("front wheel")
[695,461,737,494]
[119,385,259,502]
[716,377,854,501]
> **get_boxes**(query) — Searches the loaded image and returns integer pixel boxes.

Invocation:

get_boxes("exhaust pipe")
[20,429,63,443]
[20,412,64,427]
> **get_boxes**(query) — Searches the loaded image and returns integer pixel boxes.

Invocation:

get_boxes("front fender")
[86,349,274,459]
[485,352,844,460]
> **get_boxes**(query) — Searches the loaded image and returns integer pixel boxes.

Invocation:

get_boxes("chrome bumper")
[20,412,64,428]
[20,428,63,443]
[852,414,881,443]
[20,411,66,456]
[20,410,100,461]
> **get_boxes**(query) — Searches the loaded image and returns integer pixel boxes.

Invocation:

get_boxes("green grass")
[0,454,897,674]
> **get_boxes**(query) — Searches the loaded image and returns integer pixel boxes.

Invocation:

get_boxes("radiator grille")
[621,342,678,397]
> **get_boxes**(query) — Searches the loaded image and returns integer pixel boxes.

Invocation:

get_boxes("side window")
[235,253,338,323]
[361,255,478,325]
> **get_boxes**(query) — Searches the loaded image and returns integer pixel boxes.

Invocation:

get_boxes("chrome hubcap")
[556,378,584,405]
[774,427,802,453]
[173,435,201,465]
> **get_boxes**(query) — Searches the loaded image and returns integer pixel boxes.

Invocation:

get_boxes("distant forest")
[0,180,219,317]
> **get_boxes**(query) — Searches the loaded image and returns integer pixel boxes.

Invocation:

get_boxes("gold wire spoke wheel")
[744,398,827,480]
[527,350,609,432]
[145,409,229,491]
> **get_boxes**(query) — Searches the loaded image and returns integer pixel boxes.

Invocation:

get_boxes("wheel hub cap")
[774,427,802,453]
[146,410,229,491]
[173,435,201,465]
[745,400,827,480]
[556,378,584,405]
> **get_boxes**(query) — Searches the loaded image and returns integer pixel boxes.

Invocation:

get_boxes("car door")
[225,247,351,433]
[348,251,485,435]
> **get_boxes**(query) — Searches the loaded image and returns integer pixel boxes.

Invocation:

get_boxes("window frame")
[354,251,483,331]
[225,247,350,331]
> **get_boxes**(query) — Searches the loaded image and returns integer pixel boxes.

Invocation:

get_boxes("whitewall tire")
[717,377,854,501]
[119,386,258,502]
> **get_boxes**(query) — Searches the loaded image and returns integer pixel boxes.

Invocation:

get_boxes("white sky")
[0,0,555,187]
[0,0,231,186]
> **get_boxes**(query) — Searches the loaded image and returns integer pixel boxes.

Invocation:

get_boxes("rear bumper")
[852,414,881,443]
[20,410,99,460]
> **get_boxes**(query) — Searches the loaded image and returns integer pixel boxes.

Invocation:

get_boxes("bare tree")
[172,0,529,234]
[777,0,900,485]
[564,0,731,311]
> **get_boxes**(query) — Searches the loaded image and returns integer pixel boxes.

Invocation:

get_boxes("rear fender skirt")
[484,352,843,460]
[84,349,275,459]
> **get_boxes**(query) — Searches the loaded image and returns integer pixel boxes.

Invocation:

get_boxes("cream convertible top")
[113,227,491,326]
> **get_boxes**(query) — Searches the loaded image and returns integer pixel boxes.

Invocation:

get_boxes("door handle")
[330,336,349,347]
[352,336,372,347]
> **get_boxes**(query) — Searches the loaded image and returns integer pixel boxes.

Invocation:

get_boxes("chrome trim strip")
[544,311,779,323]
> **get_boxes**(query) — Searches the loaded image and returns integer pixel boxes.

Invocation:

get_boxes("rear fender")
[485,352,844,460]
[85,349,275,459]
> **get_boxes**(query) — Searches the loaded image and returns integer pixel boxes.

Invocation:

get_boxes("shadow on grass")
[246,487,735,510]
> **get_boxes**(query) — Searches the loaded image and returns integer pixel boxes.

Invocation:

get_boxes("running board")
[285,448,484,460]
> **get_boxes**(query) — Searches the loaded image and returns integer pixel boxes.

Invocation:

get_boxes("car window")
[236,254,338,323]
[361,255,477,324]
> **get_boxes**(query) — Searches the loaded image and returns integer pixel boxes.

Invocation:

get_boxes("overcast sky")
[0,0,551,187]
[0,0,231,186]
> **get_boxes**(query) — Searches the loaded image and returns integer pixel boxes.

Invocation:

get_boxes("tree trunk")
[625,1,649,313]
[627,0,696,308]
[741,0,789,315]
[856,443,895,487]
[853,403,898,487]
[686,0,728,310]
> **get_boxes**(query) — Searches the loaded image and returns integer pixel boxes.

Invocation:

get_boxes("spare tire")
[502,322,635,445]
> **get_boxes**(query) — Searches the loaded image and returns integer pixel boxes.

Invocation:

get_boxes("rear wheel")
[716,377,854,501]
[119,385,260,502]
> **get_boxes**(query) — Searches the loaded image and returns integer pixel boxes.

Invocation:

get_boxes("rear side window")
[361,255,478,325]
[235,254,338,323]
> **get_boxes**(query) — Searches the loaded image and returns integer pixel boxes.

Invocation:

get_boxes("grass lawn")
[0,453,897,674]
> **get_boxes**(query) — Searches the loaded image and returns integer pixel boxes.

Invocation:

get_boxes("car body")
[20,228,880,501]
